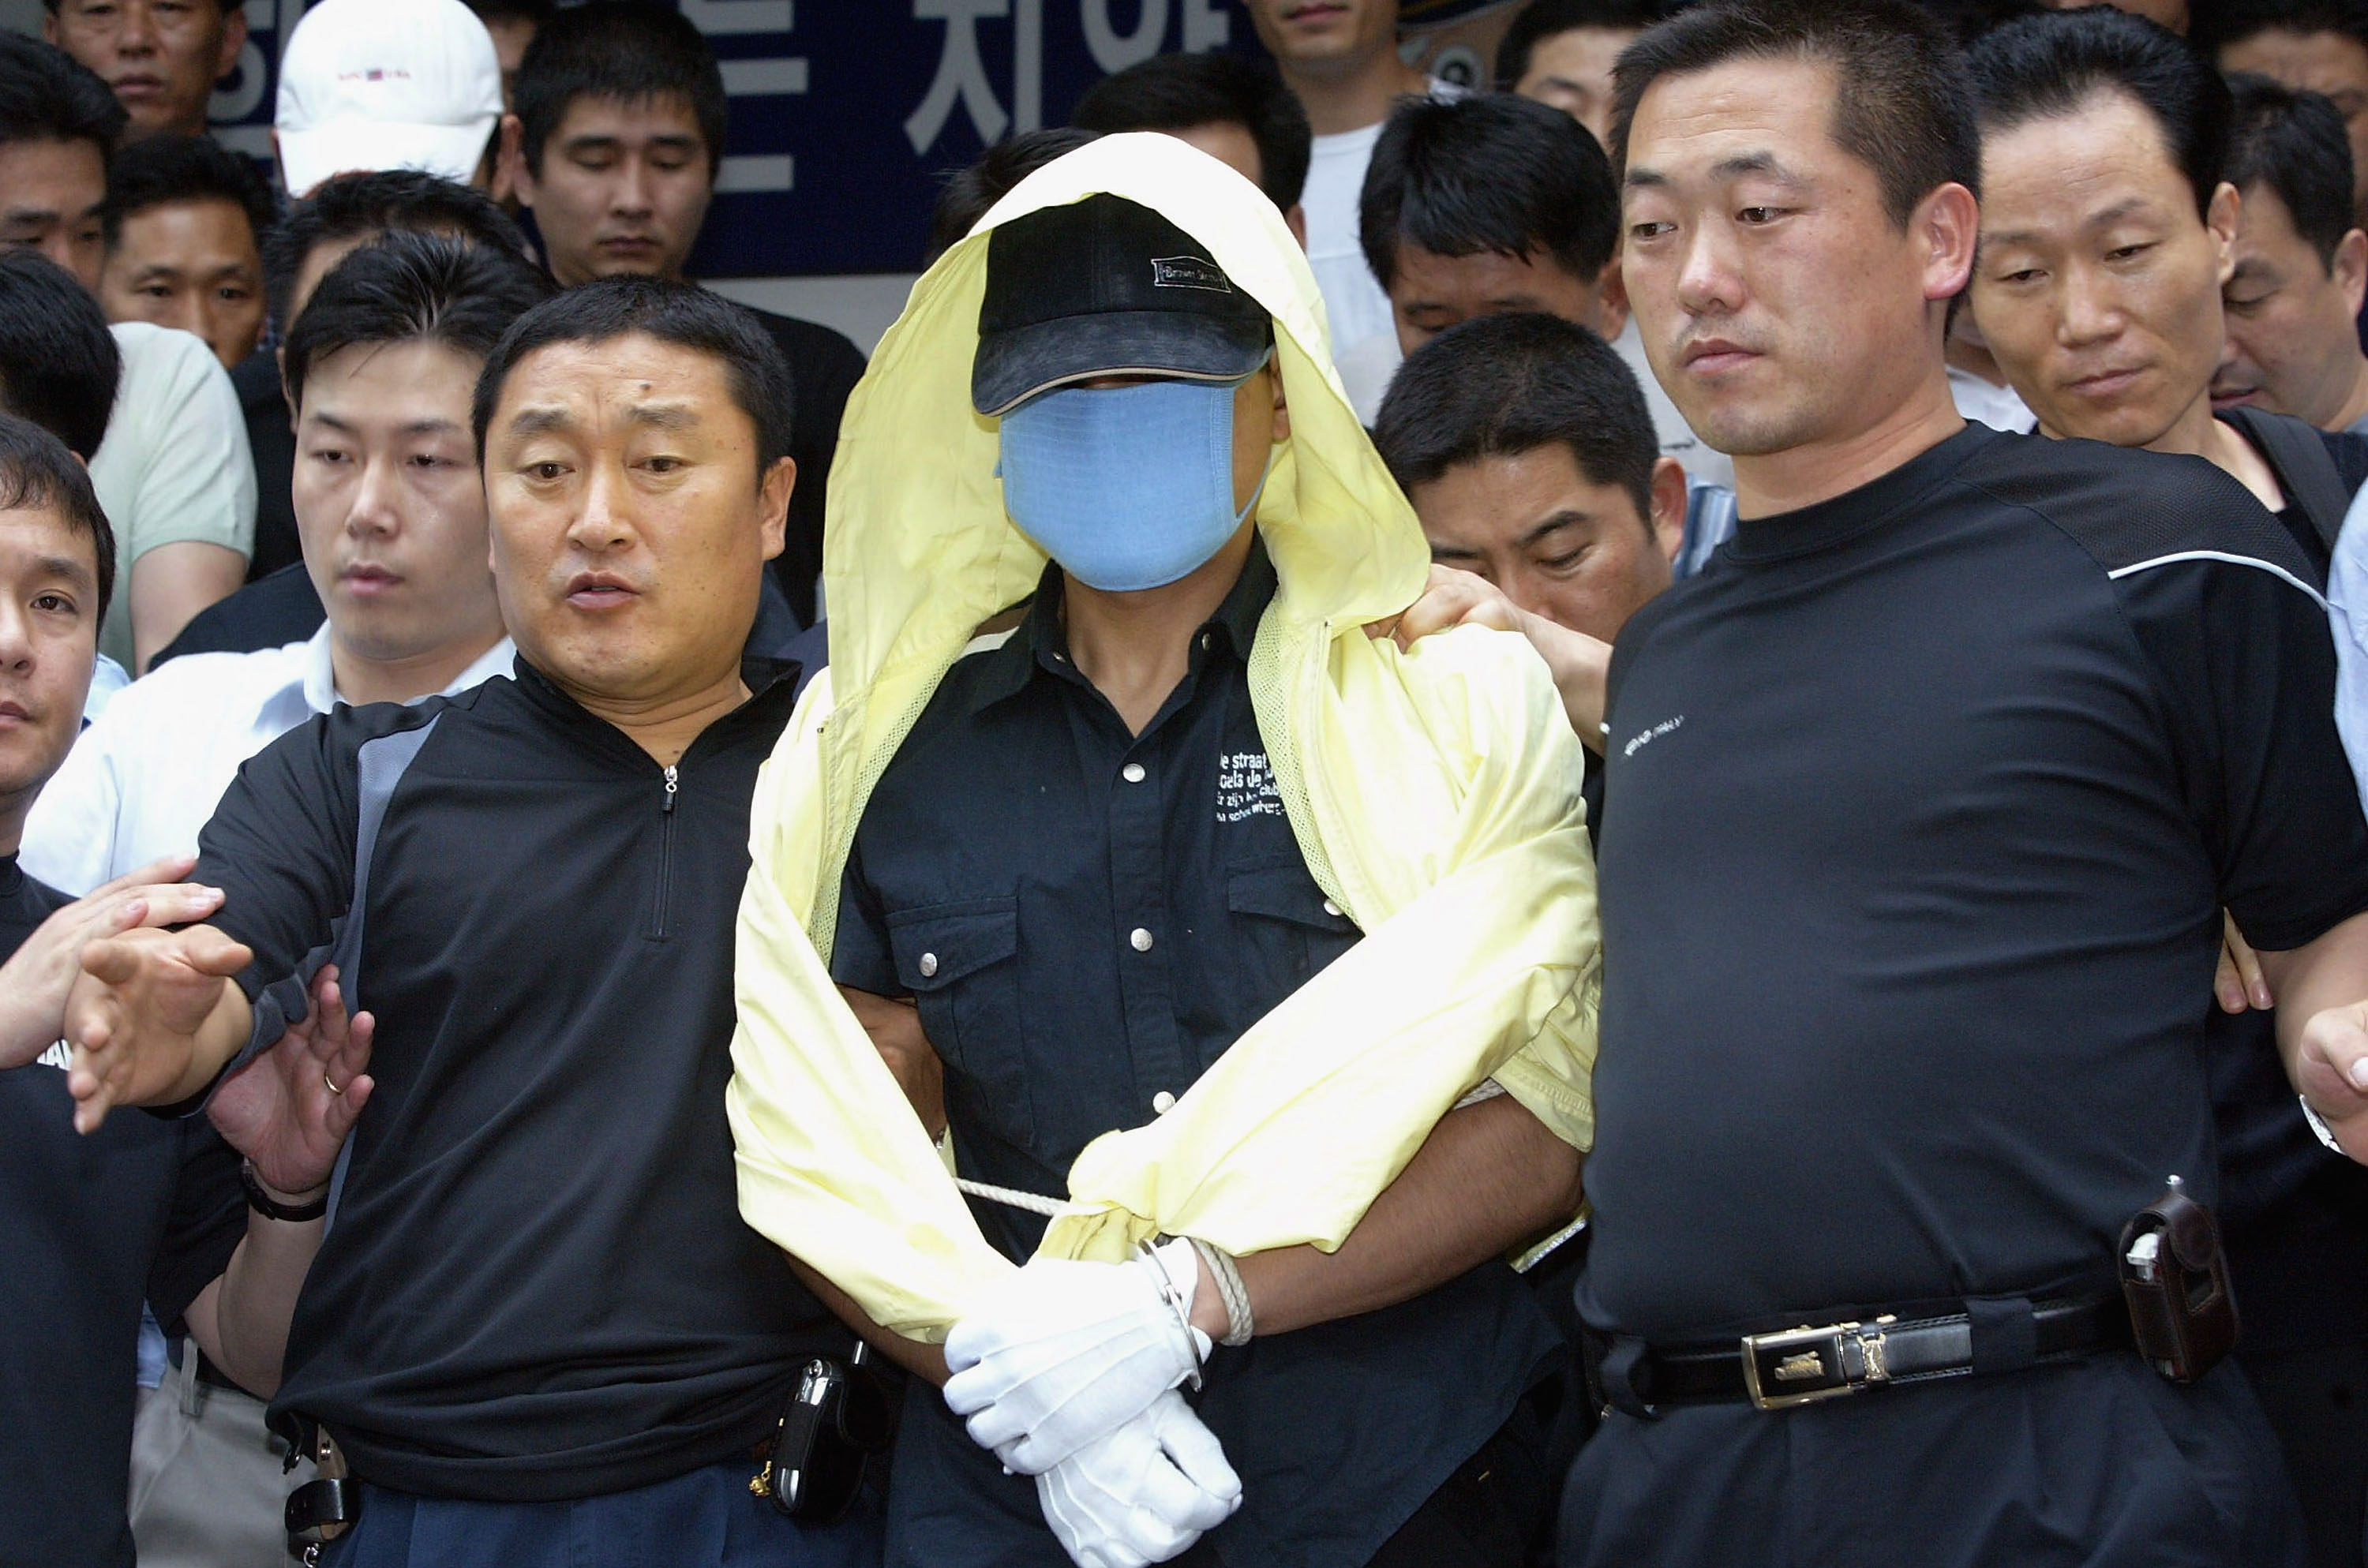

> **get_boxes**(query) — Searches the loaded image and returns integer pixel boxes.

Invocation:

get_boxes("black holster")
[2119,1179,2239,1385]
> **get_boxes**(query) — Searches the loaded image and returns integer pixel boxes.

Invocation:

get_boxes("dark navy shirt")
[0,857,245,1568]
[835,541,1561,1566]
[1584,425,2368,1343]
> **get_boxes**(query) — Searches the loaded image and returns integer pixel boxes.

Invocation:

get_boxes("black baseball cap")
[972,193,1274,417]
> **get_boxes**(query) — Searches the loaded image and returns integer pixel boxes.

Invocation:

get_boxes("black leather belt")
[194,1349,244,1393]
[1586,1292,2130,1416]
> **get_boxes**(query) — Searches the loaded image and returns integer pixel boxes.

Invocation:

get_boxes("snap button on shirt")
[919,952,939,978]
[1122,762,1147,784]
[1152,1091,1177,1114]
[1130,927,1155,952]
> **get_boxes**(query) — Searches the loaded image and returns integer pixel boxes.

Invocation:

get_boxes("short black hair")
[2198,0,2368,57]
[1374,310,1660,524]
[1612,0,1979,226]
[0,249,121,461]
[1908,0,2049,50]
[2226,70,2359,267]
[1070,52,1312,212]
[1360,92,1618,292]
[266,170,531,329]
[0,33,125,163]
[1966,7,2229,219]
[1497,0,1668,88]
[285,230,555,413]
[465,0,556,26]
[0,412,115,631]
[515,1,727,178]
[101,133,277,256]
[925,127,1100,265]
[472,277,793,478]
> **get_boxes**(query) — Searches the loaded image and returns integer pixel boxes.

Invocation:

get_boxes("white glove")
[945,1238,1212,1474]
[1036,1390,1242,1568]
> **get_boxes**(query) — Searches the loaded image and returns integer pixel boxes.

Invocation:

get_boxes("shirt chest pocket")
[886,897,1037,1150]
[1224,861,1363,1011]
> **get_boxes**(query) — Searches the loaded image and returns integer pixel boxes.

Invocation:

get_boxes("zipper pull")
[662,763,679,814]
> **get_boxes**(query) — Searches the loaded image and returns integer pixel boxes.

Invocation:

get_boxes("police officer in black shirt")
[1961,16,2368,1563]
[56,283,880,1568]
[1426,4,2368,1563]
[0,413,360,1568]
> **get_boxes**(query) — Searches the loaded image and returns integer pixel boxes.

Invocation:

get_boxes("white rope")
[955,1176,1068,1217]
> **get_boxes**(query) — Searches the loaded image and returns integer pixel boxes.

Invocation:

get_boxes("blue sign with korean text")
[206,0,1260,278]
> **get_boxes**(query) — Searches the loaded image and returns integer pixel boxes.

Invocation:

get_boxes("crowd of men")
[7,0,2368,1565]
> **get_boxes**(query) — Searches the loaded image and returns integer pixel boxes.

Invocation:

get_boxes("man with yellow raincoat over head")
[727,134,1602,1568]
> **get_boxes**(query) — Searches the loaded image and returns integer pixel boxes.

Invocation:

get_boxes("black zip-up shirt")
[192,654,848,1503]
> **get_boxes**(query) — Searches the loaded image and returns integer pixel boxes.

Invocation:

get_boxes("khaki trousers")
[129,1350,315,1566]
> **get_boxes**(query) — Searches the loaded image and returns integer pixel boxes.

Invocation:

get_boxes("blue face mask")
[996,375,1271,593]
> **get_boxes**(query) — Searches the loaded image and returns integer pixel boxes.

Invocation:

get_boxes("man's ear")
[2336,229,2368,318]
[1268,364,1291,446]
[2208,181,2242,286]
[277,345,297,436]
[1286,203,1309,252]
[1593,256,1631,340]
[40,9,57,43]
[1647,455,1688,567]
[489,116,524,205]
[757,455,795,562]
[214,2,249,80]
[1919,181,1980,302]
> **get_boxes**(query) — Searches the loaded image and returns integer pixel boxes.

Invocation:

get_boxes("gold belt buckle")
[1740,1315,1897,1410]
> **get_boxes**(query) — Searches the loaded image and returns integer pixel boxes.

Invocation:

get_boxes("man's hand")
[944,1239,1211,1475]
[209,964,373,1199]
[2216,911,2273,1014]
[0,855,224,1070]
[1369,565,1612,748]
[1369,563,1527,647]
[63,922,252,1132]
[1036,1390,1242,1568]
[2291,1001,2368,1159]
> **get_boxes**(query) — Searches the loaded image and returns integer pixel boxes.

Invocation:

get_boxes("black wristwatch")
[240,1158,329,1222]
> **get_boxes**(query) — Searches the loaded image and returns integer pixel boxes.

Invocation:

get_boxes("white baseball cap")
[275,0,504,198]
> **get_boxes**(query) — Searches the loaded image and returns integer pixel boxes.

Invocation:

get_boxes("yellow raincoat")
[727,133,1602,1342]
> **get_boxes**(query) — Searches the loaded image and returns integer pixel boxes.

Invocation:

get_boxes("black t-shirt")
[742,305,866,627]
[1582,425,2368,1342]
[233,349,301,583]
[0,857,245,1568]
[193,658,847,1502]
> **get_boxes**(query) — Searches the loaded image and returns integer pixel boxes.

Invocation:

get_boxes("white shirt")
[22,625,515,896]
[82,655,129,724]
[1948,366,2038,434]
[2329,482,2368,817]
[87,324,258,671]
[1300,80,1465,382]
